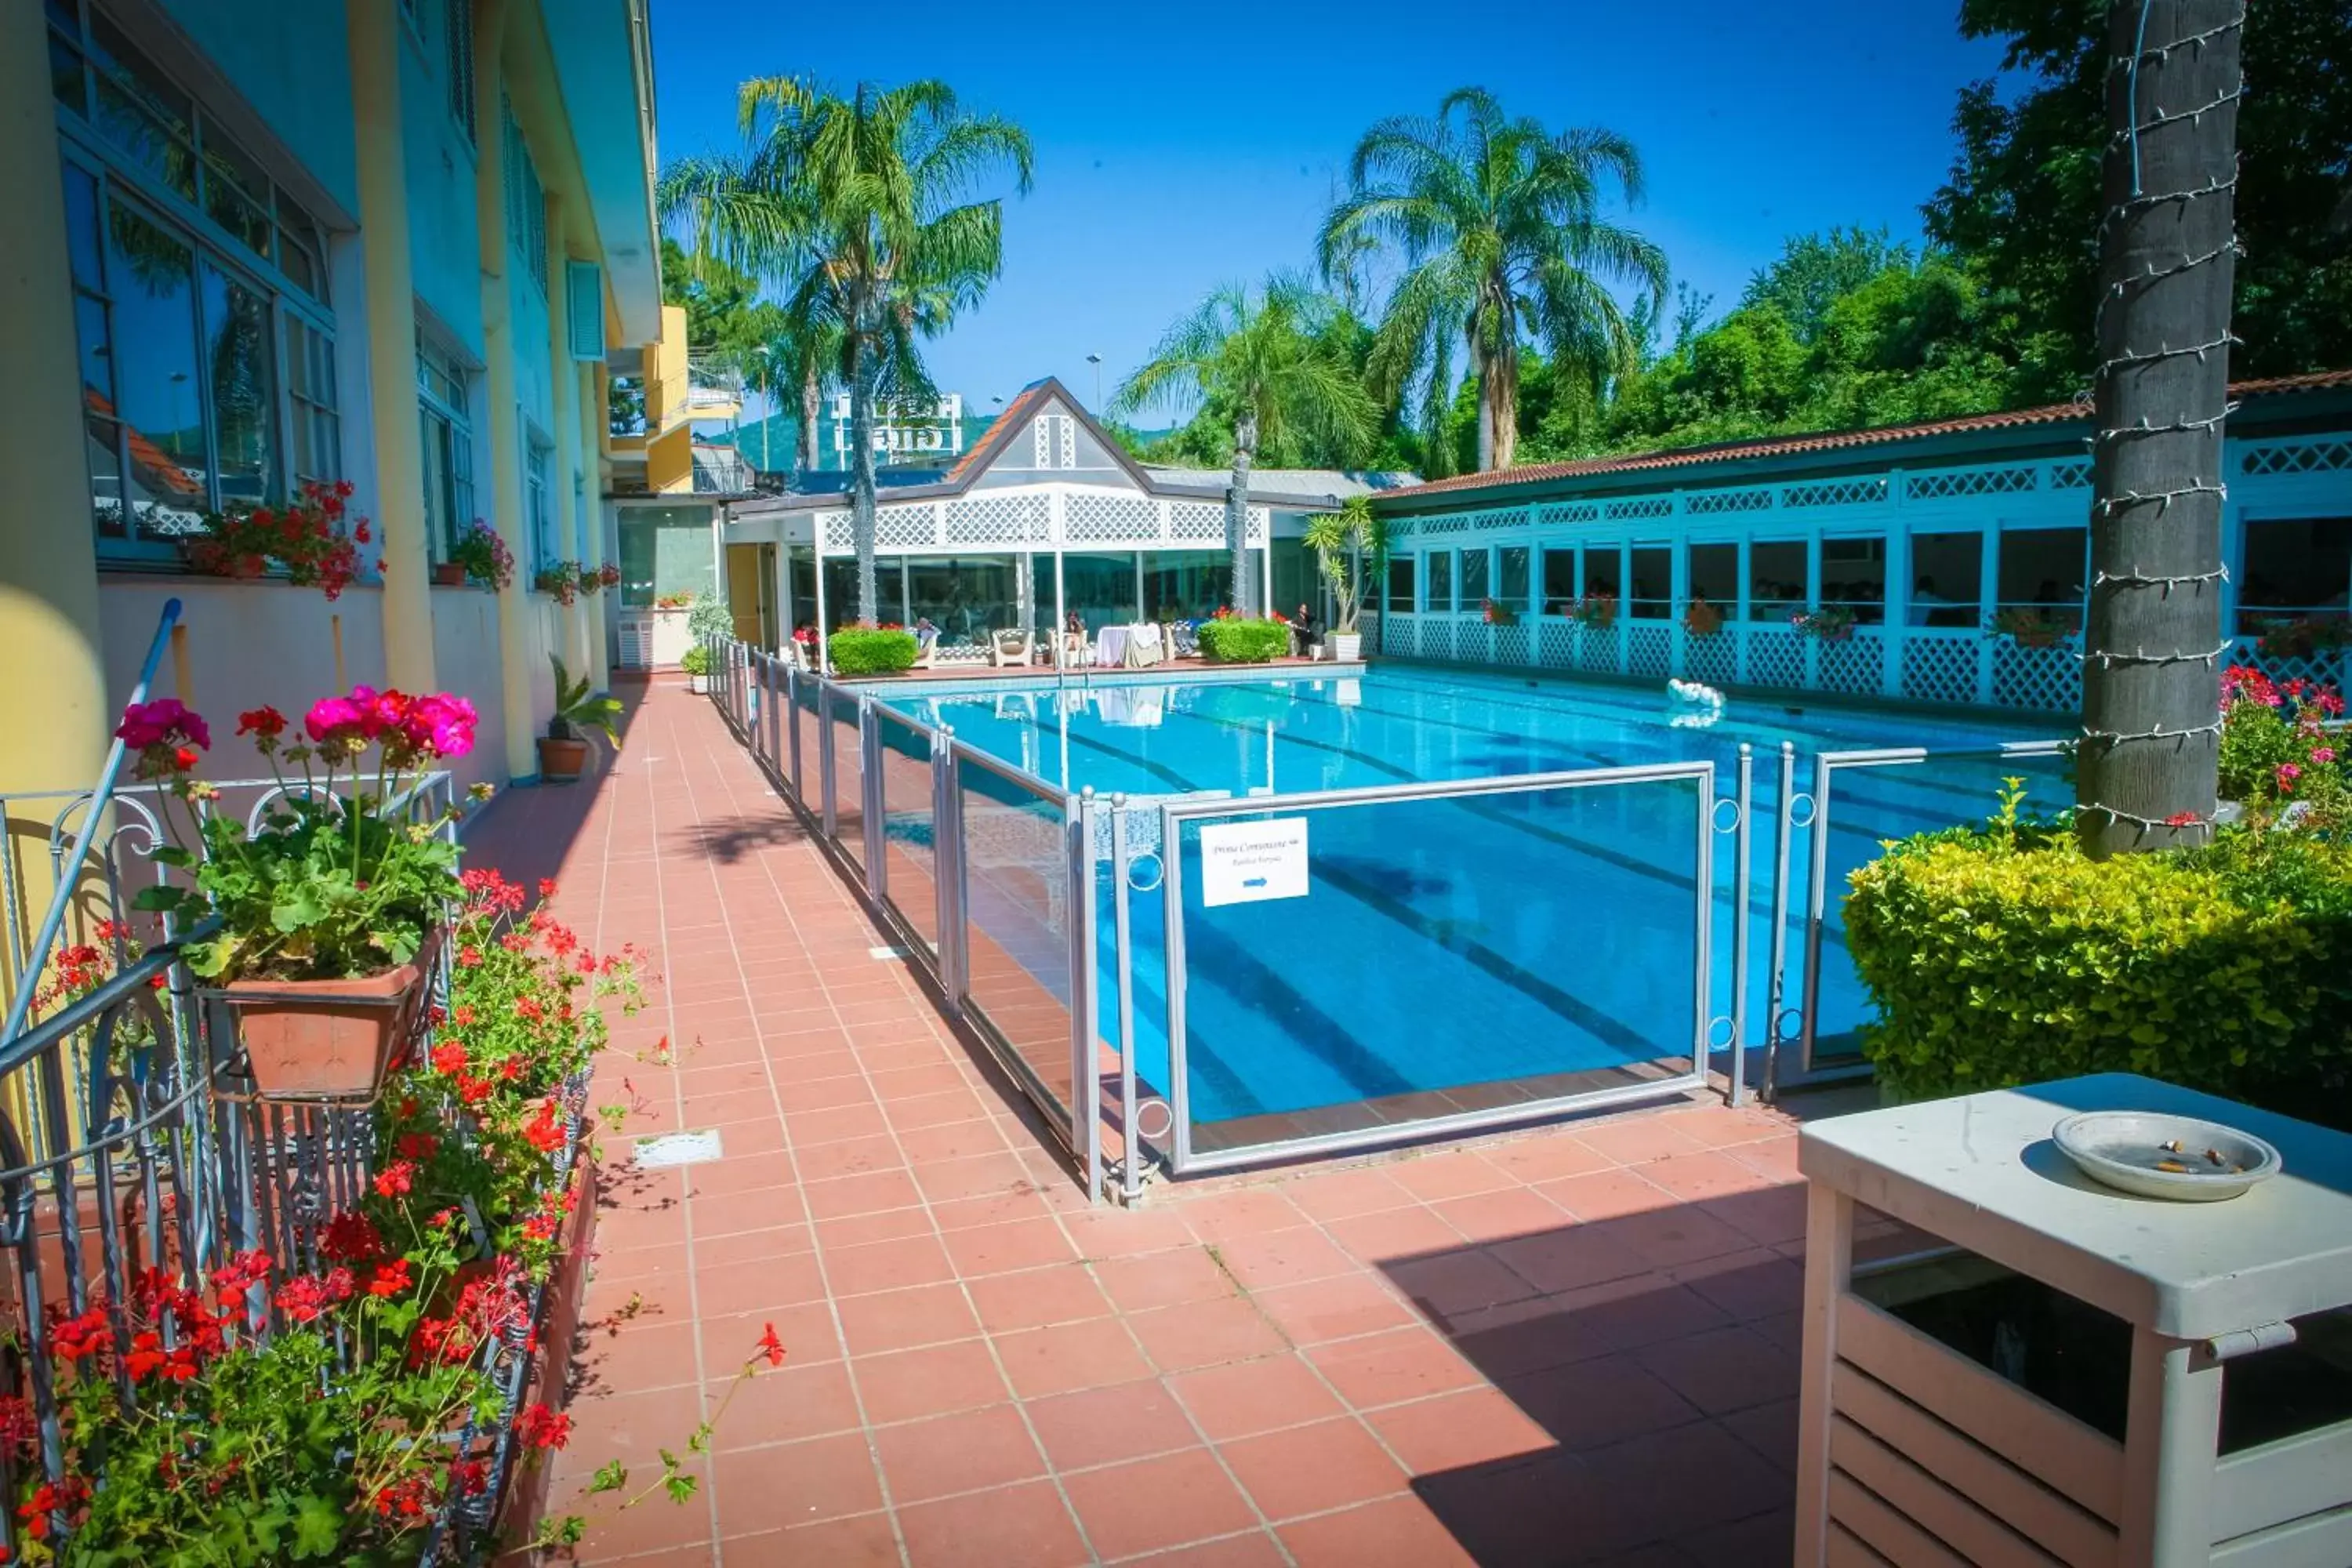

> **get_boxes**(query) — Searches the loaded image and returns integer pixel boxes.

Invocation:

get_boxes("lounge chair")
[912,624,940,670]
[990,629,1032,668]
[1168,621,1200,659]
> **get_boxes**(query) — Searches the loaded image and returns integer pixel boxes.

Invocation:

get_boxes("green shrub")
[1845,821,2352,1123]
[827,627,919,676]
[1196,617,1291,663]
[678,644,710,677]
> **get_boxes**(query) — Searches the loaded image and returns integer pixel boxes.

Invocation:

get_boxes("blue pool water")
[880,668,2063,1151]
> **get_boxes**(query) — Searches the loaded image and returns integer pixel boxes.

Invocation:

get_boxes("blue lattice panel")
[1577,626,1620,676]
[2224,637,2350,695]
[1685,632,1736,688]
[1383,614,1416,656]
[1901,636,1982,705]
[1746,628,1806,691]
[1494,623,1531,666]
[1537,622,1576,669]
[1819,633,1884,696]
[1626,624,1671,680]
[1993,639,2082,713]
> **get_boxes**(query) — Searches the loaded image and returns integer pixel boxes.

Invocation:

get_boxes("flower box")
[208,935,439,1103]
[495,1156,598,1548]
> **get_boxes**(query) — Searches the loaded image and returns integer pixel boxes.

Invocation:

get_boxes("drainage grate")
[631,1129,724,1169]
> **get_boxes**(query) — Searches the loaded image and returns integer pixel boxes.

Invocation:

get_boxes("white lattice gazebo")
[721,376,1420,663]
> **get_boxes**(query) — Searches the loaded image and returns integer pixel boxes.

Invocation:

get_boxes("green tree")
[1320,88,1667,475]
[1112,274,1379,614]
[663,78,1033,622]
[1926,0,2351,394]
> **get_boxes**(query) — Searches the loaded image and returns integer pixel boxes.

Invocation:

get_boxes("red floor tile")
[850,1338,1012,1425]
[871,1403,1045,1502]
[1304,1327,1483,1410]
[895,1479,1091,1568]
[1094,1247,1238,1312]
[1023,1377,1198,1472]
[1216,1417,1410,1521]
[1275,1496,1480,1568]
[993,1316,1155,1400]
[1167,1355,1347,1441]
[1060,1448,1262,1559]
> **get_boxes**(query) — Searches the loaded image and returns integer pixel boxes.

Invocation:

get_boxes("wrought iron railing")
[0,771,579,1560]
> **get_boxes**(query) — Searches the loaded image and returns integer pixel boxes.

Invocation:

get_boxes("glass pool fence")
[703,637,2068,1198]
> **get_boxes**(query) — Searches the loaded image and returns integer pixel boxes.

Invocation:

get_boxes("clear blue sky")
[647,0,2009,419]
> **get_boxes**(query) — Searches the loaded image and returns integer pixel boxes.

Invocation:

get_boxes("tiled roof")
[1141,468,1424,500]
[1393,369,2352,501]
[942,381,1054,484]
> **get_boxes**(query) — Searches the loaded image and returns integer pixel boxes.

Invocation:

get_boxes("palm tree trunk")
[1492,338,1520,471]
[800,358,822,477]
[1229,408,1258,615]
[850,350,880,624]
[2076,0,2241,856]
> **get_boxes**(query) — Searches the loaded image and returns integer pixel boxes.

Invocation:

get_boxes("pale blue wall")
[397,13,484,354]
[156,0,358,213]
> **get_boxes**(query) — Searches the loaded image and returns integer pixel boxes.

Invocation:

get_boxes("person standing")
[1291,601,1317,659]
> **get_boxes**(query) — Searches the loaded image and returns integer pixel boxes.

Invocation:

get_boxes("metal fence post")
[1072,789,1102,1203]
[818,680,837,843]
[1728,744,1753,1108]
[765,655,782,775]
[931,726,961,1012]
[945,741,970,1009]
[861,697,885,903]
[1763,742,1798,1102]
[1110,795,1142,1205]
[785,662,804,803]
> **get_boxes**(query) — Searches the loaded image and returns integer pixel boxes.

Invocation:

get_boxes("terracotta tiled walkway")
[468,678,1813,1566]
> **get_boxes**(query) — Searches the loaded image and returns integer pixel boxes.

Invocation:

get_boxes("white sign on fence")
[1200,818,1310,907]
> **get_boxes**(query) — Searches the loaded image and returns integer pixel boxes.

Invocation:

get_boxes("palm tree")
[2076,0,2242,855]
[1112,274,1377,615]
[1321,88,1667,474]
[732,299,841,478]
[663,78,1033,622]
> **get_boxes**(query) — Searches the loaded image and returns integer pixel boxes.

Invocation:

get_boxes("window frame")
[524,431,556,568]
[417,334,476,562]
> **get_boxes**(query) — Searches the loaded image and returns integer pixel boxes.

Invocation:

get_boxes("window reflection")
[201,260,274,508]
[106,199,206,536]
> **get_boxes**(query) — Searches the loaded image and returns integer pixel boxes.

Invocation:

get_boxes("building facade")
[1367,373,2352,713]
[3,0,664,804]
[721,378,1419,660]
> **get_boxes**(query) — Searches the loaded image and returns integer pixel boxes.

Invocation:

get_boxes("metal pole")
[945,741,970,1010]
[861,697,884,902]
[2,597,182,1041]
[1728,744,1752,1108]
[818,678,837,843]
[1795,751,1835,1080]
[785,662,803,802]
[1763,742,1797,1102]
[1159,801,1190,1173]
[1111,795,1141,1205]
[1073,789,1101,1201]
[931,725,959,994]
[813,544,829,676]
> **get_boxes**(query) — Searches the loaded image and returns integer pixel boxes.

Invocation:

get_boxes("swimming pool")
[875,667,2065,1163]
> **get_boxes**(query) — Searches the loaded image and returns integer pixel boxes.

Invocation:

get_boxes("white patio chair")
[989,628,1032,667]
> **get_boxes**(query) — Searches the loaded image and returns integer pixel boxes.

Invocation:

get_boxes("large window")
[1457,547,1490,609]
[502,97,547,289]
[52,2,336,548]
[1628,545,1672,620]
[1820,537,1887,625]
[1498,546,1531,612]
[1386,554,1416,615]
[417,336,474,561]
[1061,553,1138,633]
[1146,550,1251,621]
[446,0,477,141]
[1995,527,2088,633]
[908,555,1016,642]
[2239,517,2352,630]
[1426,550,1454,612]
[1584,547,1621,599]
[1907,532,1983,628]
[1541,547,1576,615]
[1687,543,1739,612]
[524,437,554,567]
[1749,541,1806,620]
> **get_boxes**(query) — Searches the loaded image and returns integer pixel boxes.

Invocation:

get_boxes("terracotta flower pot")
[216,957,429,1102]
[538,734,590,782]
[431,561,466,586]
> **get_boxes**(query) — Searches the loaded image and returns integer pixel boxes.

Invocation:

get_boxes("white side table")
[1793,1073,2352,1566]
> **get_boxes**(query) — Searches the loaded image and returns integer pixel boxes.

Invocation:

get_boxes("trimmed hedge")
[827,627,919,676]
[1196,617,1290,663]
[1845,823,2352,1123]
[678,644,710,676]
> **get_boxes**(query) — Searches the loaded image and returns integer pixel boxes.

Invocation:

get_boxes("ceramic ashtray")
[2053,1111,2282,1201]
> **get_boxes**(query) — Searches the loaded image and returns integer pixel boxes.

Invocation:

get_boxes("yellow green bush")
[1845,820,2352,1122]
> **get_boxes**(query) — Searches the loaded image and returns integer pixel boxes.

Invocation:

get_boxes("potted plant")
[575,563,622,597]
[1683,597,1725,637]
[1791,604,1857,641]
[1302,496,1387,663]
[538,657,622,783]
[680,643,712,695]
[1986,605,2070,648]
[2256,616,2352,660]
[447,519,515,590]
[183,478,367,600]
[128,688,474,1101]
[1480,598,1518,627]
[1568,592,1617,630]
[533,563,582,605]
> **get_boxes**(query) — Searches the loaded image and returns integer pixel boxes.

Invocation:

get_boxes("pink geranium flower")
[115,699,209,752]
